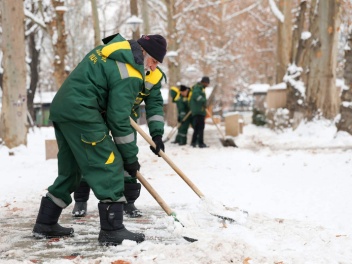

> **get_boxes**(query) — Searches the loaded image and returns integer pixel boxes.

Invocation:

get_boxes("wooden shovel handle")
[163,111,192,142]
[136,171,173,216]
[206,108,226,140]
[130,117,204,199]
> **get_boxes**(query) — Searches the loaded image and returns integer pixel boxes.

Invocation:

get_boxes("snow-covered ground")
[1,119,352,264]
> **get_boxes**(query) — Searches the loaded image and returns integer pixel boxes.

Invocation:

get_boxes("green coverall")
[47,34,145,207]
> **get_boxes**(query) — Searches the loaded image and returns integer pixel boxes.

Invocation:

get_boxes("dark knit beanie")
[201,76,210,84]
[137,34,167,63]
[180,85,190,91]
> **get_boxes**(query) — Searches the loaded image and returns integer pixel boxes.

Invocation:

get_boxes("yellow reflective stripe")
[105,152,115,164]
[171,86,180,101]
[126,63,143,80]
[101,41,131,57]
[145,68,163,86]
[116,62,143,80]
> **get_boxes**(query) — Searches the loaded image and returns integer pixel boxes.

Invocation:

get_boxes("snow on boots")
[32,197,74,238]
[98,202,145,246]
[72,181,90,217]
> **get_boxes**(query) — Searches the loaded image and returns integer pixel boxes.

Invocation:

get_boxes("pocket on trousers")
[81,131,114,166]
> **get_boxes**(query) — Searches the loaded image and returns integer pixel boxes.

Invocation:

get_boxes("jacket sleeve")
[106,75,143,165]
[144,80,165,138]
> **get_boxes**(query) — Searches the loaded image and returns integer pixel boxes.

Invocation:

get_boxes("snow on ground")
[1,119,352,264]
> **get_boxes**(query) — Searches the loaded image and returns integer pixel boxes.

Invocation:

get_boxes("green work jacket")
[50,34,144,164]
[170,86,180,103]
[131,67,166,138]
[189,82,207,116]
[176,92,191,121]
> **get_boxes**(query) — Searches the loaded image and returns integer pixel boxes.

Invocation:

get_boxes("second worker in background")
[190,76,210,148]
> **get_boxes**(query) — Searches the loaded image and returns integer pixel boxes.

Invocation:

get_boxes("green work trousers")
[48,121,125,206]
[175,117,191,144]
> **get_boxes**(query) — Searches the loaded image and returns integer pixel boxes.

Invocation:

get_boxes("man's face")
[144,53,159,72]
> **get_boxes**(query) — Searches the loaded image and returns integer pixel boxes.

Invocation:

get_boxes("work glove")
[150,135,165,156]
[124,161,141,177]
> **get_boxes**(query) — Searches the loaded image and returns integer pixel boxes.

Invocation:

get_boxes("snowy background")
[1,119,352,263]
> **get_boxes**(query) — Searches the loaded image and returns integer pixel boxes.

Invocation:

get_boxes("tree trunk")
[165,0,180,127]
[26,2,42,126]
[130,0,140,40]
[48,0,68,88]
[336,31,352,134]
[291,1,307,66]
[1,0,28,148]
[304,0,341,120]
[91,0,101,47]
[276,0,292,83]
[27,29,40,125]
[285,1,307,124]
[141,0,150,34]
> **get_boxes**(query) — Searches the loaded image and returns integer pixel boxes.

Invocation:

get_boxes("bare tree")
[46,0,69,88]
[91,0,101,47]
[130,0,140,40]
[25,1,43,124]
[304,0,341,120]
[1,0,28,148]
[275,0,292,83]
[336,29,352,134]
[285,1,307,125]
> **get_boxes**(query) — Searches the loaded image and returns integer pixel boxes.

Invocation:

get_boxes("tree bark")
[47,0,68,88]
[141,0,150,34]
[91,0,101,47]
[276,0,292,83]
[164,0,180,127]
[130,0,140,40]
[304,0,341,120]
[1,0,28,148]
[291,1,307,66]
[27,29,40,124]
[285,1,307,123]
[336,31,352,134]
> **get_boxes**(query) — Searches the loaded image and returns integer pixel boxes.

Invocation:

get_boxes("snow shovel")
[130,117,240,223]
[136,171,197,242]
[162,111,192,143]
[130,117,204,199]
[205,109,237,147]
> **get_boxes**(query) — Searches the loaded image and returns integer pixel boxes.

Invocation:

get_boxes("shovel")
[136,171,197,242]
[162,111,192,143]
[130,117,239,223]
[205,109,237,147]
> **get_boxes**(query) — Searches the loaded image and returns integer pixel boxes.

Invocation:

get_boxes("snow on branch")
[268,0,284,23]
[24,8,47,30]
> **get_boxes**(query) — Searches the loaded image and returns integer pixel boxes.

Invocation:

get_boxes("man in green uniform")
[32,33,167,246]
[190,76,210,148]
[174,85,192,145]
[72,64,166,218]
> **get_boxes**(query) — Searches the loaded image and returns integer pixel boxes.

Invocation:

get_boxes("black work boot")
[72,181,90,217]
[33,197,74,238]
[98,202,145,246]
[124,183,142,218]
